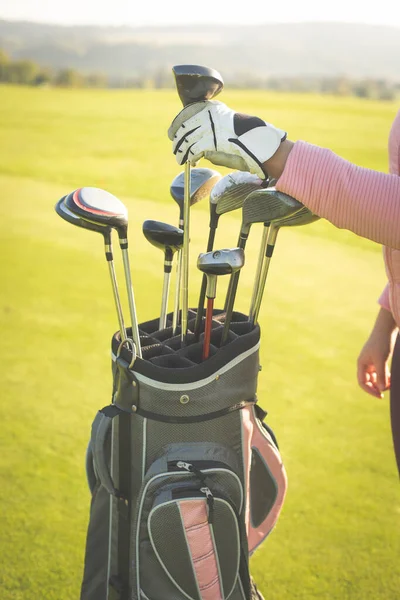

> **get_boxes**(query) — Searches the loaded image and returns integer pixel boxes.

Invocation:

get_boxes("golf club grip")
[193,227,217,341]
[221,270,241,345]
[202,297,214,361]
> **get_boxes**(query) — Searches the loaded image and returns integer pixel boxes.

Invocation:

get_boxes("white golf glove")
[168,100,286,179]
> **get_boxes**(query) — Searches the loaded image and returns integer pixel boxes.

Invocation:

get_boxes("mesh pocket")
[141,493,241,600]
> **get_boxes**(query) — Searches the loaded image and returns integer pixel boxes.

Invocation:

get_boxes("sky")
[0,0,399,29]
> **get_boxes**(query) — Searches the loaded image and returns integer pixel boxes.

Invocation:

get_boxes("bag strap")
[91,404,132,600]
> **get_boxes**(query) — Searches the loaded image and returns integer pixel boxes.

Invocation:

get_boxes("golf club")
[142,220,184,330]
[170,167,222,334]
[65,186,142,358]
[171,64,224,346]
[221,189,303,345]
[250,205,320,325]
[55,196,128,342]
[193,171,268,340]
[197,248,244,360]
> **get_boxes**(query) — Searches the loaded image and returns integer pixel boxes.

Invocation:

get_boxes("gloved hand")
[168,100,286,179]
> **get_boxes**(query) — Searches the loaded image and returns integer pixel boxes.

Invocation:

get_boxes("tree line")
[0,49,398,101]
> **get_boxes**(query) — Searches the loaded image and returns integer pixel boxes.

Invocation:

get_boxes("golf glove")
[168,100,286,179]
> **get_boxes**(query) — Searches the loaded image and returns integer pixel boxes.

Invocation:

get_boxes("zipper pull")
[176,461,193,471]
[200,486,214,524]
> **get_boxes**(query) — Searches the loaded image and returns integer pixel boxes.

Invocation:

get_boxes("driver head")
[172,64,224,106]
[64,187,128,232]
[142,220,183,254]
[170,167,222,221]
[55,196,112,242]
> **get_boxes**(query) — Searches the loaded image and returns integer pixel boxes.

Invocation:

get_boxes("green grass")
[0,85,399,599]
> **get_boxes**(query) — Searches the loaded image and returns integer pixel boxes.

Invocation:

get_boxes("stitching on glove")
[174,126,200,155]
[207,110,217,150]
[182,143,196,164]
[229,138,264,172]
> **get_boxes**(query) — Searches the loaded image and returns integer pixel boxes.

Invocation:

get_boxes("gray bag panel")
[80,484,110,600]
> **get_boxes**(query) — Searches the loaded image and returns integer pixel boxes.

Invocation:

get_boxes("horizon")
[0,0,399,30]
[1,17,400,31]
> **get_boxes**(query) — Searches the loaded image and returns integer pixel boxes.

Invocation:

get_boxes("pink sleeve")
[378,284,391,311]
[276,141,400,250]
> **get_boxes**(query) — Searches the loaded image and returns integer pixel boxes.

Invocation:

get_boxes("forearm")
[370,306,398,340]
[264,141,400,250]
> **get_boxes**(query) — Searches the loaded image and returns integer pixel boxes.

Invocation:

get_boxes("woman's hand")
[357,307,398,398]
[168,100,287,179]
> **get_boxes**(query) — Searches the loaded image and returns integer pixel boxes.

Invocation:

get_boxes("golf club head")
[64,187,128,232]
[197,247,245,276]
[55,196,111,241]
[142,220,184,253]
[170,167,222,221]
[274,206,320,228]
[211,172,267,215]
[172,65,224,106]
[241,189,304,235]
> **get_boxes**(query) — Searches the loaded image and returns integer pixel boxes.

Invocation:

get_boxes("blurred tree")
[5,59,38,84]
[54,68,84,88]
[0,49,10,82]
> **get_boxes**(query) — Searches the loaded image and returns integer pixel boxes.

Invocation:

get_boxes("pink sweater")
[276,110,400,326]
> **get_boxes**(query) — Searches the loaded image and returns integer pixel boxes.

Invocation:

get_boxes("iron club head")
[241,188,304,237]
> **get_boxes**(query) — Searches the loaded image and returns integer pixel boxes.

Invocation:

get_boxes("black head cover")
[172,65,224,106]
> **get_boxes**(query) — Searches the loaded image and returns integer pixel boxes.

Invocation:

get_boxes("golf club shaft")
[105,242,128,342]
[203,296,215,361]
[193,226,217,341]
[224,233,242,311]
[160,269,171,330]
[172,249,182,335]
[121,247,142,358]
[221,238,247,345]
[251,226,279,326]
[248,224,270,322]
[181,162,191,345]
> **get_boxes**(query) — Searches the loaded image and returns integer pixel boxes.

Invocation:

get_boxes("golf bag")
[80,310,287,600]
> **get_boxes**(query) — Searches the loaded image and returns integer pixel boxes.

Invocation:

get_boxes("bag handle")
[91,405,123,497]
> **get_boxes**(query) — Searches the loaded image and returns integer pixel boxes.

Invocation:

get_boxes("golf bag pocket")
[135,445,248,600]
[241,406,287,554]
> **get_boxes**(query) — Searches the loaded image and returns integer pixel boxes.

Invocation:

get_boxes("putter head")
[55,196,112,240]
[142,220,183,253]
[274,206,320,228]
[64,187,128,232]
[172,65,224,106]
[170,167,222,221]
[241,189,304,236]
[211,172,267,215]
[197,247,245,276]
